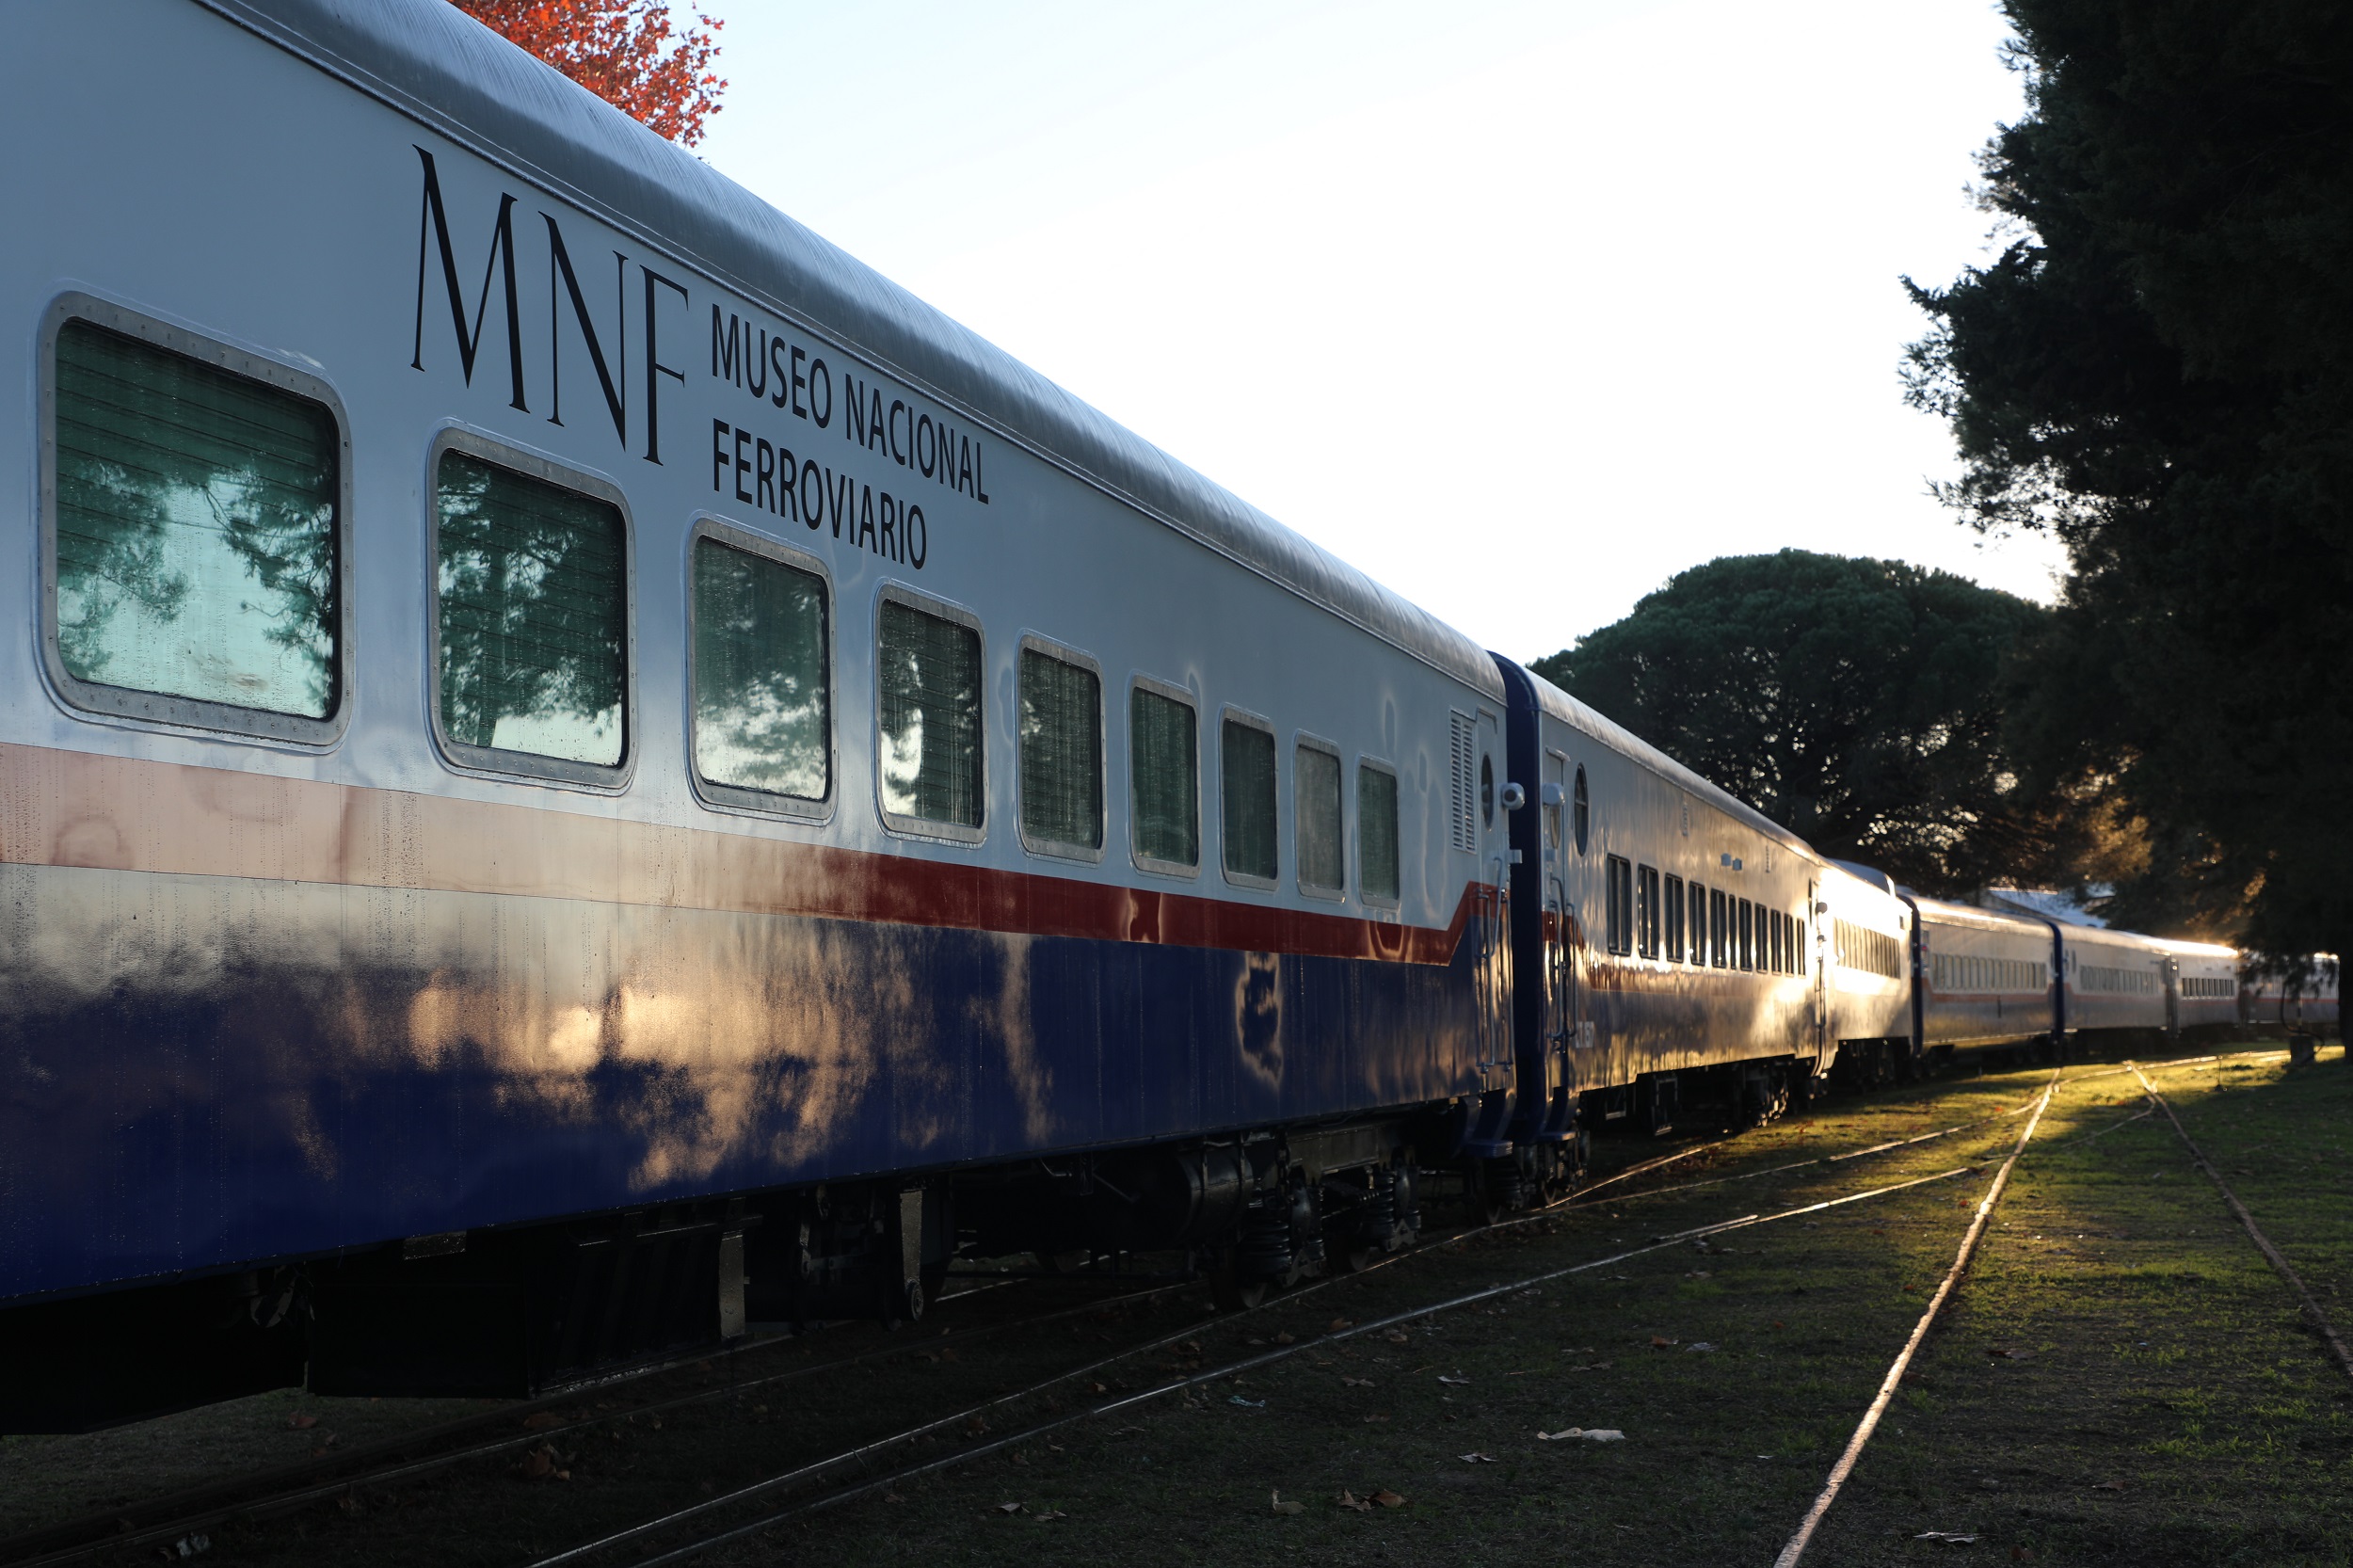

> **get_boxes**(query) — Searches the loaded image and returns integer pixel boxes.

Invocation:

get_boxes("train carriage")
[2151,936,2241,1035]
[2058,925,2170,1038]
[1815,862,1917,1081]
[1908,895,2059,1056]
[0,0,1523,1427]
[1499,666,1827,1142]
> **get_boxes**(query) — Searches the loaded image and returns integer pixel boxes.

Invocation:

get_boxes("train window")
[1605,856,1632,954]
[1737,900,1753,970]
[1572,764,1590,855]
[48,311,347,741]
[1664,875,1686,963]
[1480,753,1496,828]
[1017,640,1103,857]
[1295,741,1343,895]
[876,592,984,835]
[434,445,629,776]
[1636,865,1661,958]
[1794,917,1807,972]
[1130,681,1199,872]
[1221,712,1278,886]
[1358,761,1401,905]
[689,527,829,810]
[1710,888,1728,968]
[1769,910,1782,972]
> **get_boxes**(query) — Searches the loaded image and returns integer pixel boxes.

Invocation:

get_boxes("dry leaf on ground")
[995,1502,1025,1515]
[1384,1330,1409,1344]
[1914,1531,1979,1544]
[1271,1490,1305,1516]
[1372,1490,1406,1508]
[1459,1452,1496,1464]
[1438,1374,1472,1386]
[1342,1377,1374,1388]
[1329,1318,1353,1332]
[1650,1336,1677,1349]
[287,1414,319,1431]
[1274,1331,1296,1344]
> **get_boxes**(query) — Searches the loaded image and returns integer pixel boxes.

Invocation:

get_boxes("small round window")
[1480,755,1496,826]
[1572,764,1590,855]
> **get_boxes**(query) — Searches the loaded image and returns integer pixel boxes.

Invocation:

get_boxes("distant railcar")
[1907,897,2059,1057]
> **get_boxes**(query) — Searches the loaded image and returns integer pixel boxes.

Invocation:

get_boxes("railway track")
[3,1045,2297,1568]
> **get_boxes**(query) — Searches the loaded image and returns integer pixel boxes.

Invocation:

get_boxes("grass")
[4,1041,2347,1566]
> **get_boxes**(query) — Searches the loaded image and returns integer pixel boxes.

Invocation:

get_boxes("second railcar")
[1908,896,2058,1056]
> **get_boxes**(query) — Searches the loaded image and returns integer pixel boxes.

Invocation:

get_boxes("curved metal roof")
[1904,892,2057,936]
[1517,668,1818,860]
[198,0,1506,701]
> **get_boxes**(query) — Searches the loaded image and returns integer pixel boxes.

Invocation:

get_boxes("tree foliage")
[1530,551,2077,897]
[1904,2,2353,960]
[453,0,725,145]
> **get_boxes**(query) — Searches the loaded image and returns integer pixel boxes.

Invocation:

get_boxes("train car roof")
[203,0,1508,702]
[2142,935,2240,961]
[1903,893,2057,938]
[1516,668,1818,861]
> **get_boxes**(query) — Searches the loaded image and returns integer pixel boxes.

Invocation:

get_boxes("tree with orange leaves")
[451,0,726,146]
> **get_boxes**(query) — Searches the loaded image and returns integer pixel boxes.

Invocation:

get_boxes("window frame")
[872,581,987,845]
[1354,754,1402,910]
[1014,632,1107,863]
[1128,674,1203,880]
[1664,874,1686,964]
[684,515,836,823]
[426,426,637,791]
[1292,731,1347,900]
[39,293,357,747]
[1218,704,1281,892]
[1605,854,1633,956]
[1636,863,1661,960]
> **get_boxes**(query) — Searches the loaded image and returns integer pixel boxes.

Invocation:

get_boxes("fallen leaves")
[1273,1331,1297,1346]
[1914,1531,1979,1544]
[1384,1329,1410,1345]
[1650,1336,1678,1349]
[1336,1489,1373,1512]
[1341,1376,1375,1388]
[2091,1480,2128,1492]
[520,1412,565,1431]
[1684,1342,1718,1353]
[1373,1489,1407,1508]
[1536,1428,1626,1443]
[1438,1374,1472,1386]
[1329,1318,1354,1333]
[512,1443,572,1482]
[1229,1395,1266,1409]
[287,1414,319,1431]
[1458,1451,1496,1464]
[1271,1490,1305,1515]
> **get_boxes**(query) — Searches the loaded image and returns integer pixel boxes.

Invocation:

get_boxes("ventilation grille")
[1449,712,1477,853]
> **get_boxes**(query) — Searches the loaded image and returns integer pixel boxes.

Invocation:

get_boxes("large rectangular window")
[54,317,341,727]
[1664,875,1686,964]
[1222,716,1278,883]
[878,597,983,830]
[1295,743,1343,893]
[1606,855,1633,955]
[1131,684,1199,870]
[1358,762,1401,904]
[1636,864,1661,959]
[1018,645,1102,854]
[1737,900,1754,970]
[691,535,828,804]
[436,448,626,768]
[1710,888,1728,968]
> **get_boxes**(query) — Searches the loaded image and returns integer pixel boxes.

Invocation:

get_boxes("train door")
[1457,707,1514,1158]
[1809,880,1828,1063]
[2162,957,2181,1038]
[1539,747,1576,1108]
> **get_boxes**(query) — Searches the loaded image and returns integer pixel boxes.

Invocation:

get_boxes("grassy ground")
[5,1040,2346,1567]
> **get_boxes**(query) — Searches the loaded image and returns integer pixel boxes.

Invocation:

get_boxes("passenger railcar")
[0,0,1524,1427]
[1499,666,1836,1147]
[1907,896,2059,1057]
[2058,924,2170,1038]
[2243,959,2343,1032]
[2151,936,2242,1035]
[1815,862,1918,1081]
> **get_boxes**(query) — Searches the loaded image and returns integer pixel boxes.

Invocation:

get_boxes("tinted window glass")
[55,320,338,718]
[692,537,827,800]
[1019,648,1102,851]
[1711,888,1728,967]
[1358,764,1400,903]
[1296,745,1342,891]
[878,600,983,827]
[1131,687,1199,868]
[1222,719,1277,881]
[436,450,625,764]
[1665,875,1686,963]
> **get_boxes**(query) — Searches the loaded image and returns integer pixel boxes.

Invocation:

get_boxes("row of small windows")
[1835,920,1906,981]
[1929,953,2048,993]
[2078,964,2156,995]
[1601,856,1807,974]
[49,317,1409,900]
[2180,976,2236,1000]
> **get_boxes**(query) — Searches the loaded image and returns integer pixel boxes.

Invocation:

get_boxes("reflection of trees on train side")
[54,320,338,718]
[877,600,983,826]
[692,539,829,799]
[435,452,626,766]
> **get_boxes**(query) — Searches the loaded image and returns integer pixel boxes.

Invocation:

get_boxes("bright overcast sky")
[694,0,2061,662]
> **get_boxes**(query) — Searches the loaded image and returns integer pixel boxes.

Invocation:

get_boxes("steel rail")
[1771,1071,2061,1568]
[527,1161,1994,1568]
[2128,1062,2353,1386]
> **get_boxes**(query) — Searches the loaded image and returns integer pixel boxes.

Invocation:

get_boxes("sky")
[693,0,2063,663]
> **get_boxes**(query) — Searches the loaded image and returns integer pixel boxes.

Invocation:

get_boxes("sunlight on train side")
[54,321,338,716]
